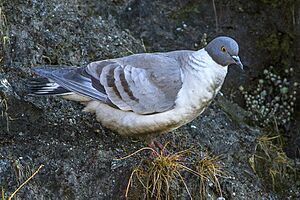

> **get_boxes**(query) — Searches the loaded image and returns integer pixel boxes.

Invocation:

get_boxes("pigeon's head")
[205,36,243,69]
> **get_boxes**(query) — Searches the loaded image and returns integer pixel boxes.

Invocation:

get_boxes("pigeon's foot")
[148,139,170,157]
[148,140,189,162]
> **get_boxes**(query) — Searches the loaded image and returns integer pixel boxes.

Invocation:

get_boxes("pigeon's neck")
[176,48,228,111]
[191,49,227,82]
[187,49,219,70]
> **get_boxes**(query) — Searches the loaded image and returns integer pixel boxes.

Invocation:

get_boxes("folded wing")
[32,53,183,114]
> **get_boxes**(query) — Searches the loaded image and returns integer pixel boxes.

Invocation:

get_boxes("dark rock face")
[0,0,299,199]
[116,0,297,98]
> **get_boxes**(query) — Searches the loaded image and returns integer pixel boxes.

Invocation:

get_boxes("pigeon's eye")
[221,46,226,52]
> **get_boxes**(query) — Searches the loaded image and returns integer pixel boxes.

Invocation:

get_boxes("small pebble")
[190,125,197,129]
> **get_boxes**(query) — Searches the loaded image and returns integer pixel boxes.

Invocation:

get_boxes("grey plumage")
[30,50,192,114]
[28,77,71,95]
[205,36,242,68]
[29,36,243,136]
[32,66,108,101]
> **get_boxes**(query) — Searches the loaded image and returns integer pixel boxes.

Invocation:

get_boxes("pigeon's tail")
[28,77,72,96]
[28,65,75,96]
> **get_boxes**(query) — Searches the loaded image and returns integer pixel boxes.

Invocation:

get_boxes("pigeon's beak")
[232,55,243,70]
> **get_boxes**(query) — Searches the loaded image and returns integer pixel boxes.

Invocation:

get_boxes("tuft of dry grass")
[0,94,9,132]
[1,188,4,200]
[117,144,201,200]
[249,129,295,192]
[0,58,11,132]
[195,153,226,200]
[0,5,9,46]
[1,164,44,200]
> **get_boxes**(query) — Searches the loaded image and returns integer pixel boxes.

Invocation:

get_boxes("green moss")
[258,32,293,70]
[259,0,281,7]
[63,187,75,200]
[257,0,295,71]
[250,132,299,196]
[259,0,294,7]
[0,5,9,53]
[170,0,200,19]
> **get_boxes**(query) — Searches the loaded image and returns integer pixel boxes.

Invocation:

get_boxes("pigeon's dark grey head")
[205,36,243,69]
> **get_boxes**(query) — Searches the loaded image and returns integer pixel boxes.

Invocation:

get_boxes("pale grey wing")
[32,66,108,102]
[85,53,183,114]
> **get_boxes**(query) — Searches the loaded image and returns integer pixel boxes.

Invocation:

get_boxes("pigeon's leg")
[148,139,170,156]
[148,140,185,161]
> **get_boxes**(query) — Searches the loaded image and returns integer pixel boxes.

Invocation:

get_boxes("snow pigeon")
[29,36,243,136]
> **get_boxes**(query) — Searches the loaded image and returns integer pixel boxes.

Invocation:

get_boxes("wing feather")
[99,64,131,110]
[32,66,107,101]
[90,53,183,114]
[114,66,139,109]
[32,51,186,114]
